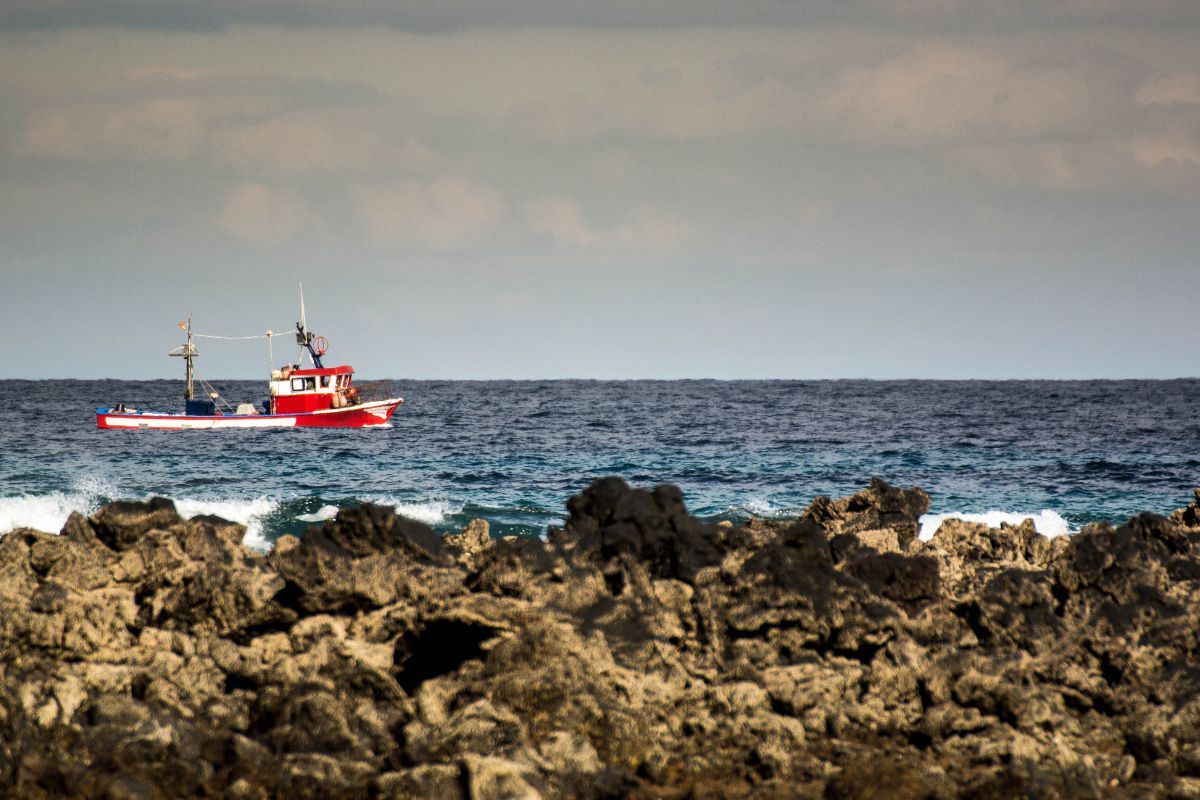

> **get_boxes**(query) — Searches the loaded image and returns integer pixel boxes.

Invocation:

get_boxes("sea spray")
[173,496,278,550]
[918,509,1073,541]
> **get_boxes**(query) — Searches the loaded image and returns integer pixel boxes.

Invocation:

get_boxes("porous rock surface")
[1,480,1200,798]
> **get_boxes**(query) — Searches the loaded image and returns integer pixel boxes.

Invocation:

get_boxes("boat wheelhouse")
[271,365,357,414]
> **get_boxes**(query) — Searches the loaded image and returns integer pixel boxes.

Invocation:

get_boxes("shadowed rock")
[562,476,723,582]
[92,497,181,551]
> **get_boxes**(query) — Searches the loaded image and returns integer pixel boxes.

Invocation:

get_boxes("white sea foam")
[720,497,803,519]
[0,485,279,551]
[740,498,785,517]
[918,510,1073,541]
[0,492,94,535]
[0,476,116,535]
[173,496,278,551]
[378,497,463,526]
[296,505,340,523]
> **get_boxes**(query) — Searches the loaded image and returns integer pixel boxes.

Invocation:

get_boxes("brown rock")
[0,480,1197,799]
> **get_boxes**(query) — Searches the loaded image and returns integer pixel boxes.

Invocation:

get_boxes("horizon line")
[4,375,1200,383]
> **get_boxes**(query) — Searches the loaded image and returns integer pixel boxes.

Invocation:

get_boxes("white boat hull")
[96,399,402,430]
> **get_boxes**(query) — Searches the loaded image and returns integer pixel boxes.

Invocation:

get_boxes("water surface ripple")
[1,379,1197,545]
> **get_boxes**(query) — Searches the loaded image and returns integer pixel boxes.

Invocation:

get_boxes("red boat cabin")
[269,365,358,414]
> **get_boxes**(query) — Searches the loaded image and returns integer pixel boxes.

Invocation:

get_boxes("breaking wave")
[291,498,466,528]
[0,486,279,552]
[0,492,98,536]
[381,497,464,526]
[918,509,1073,541]
[295,505,340,523]
[0,476,115,535]
[716,497,803,520]
[173,497,279,551]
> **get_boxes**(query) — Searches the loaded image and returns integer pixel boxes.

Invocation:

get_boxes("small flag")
[178,321,187,330]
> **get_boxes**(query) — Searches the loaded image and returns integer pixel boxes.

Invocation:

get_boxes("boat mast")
[185,317,194,400]
[169,316,198,400]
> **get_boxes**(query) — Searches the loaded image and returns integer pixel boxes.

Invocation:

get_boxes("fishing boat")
[96,294,403,430]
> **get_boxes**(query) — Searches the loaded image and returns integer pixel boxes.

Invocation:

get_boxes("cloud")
[1136,73,1200,106]
[11,70,436,179]
[212,112,437,176]
[520,197,697,256]
[510,52,806,142]
[353,175,505,250]
[524,197,600,246]
[955,142,1093,190]
[824,40,1106,144]
[1130,132,1200,168]
[615,205,692,257]
[218,182,319,246]
[17,98,204,161]
[953,133,1200,193]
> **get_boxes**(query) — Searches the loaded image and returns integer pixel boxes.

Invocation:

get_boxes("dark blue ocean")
[2,379,1199,548]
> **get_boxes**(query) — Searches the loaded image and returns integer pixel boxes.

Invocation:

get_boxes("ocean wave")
[720,497,802,519]
[375,497,464,526]
[0,492,97,535]
[173,497,278,551]
[295,505,340,523]
[918,510,1072,541]
[0,475,117,535]
[0,488,279,552]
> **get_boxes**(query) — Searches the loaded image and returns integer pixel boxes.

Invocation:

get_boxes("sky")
[0,1,1197,379]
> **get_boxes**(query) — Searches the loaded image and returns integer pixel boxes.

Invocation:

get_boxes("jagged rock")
[445,518,493,569]
[926,517,1053,596]
[561,477,723,583]
[92,497,182,551]
[802,478,930,547]
[461,753,541,800]
[322,502,443,562]
[1170,488,1200,528]
[466,537,557,599]
[843,552,941,614]
[376,764,465,799]
[1,480,1199,798]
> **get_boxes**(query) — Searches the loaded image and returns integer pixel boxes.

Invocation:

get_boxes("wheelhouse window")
[320,376,331,388]
[291,378,305,392]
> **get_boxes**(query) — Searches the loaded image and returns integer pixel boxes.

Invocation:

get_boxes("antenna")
[293,282,325,369]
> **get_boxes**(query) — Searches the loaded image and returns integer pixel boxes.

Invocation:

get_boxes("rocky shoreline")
[2,478,1199,798]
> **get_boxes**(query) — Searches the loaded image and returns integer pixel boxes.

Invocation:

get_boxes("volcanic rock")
[1,478,1199,798]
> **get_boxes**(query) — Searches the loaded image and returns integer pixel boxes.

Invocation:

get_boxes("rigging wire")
[192,329,289,341]
[185,328,289,373]
[193,370,236,414]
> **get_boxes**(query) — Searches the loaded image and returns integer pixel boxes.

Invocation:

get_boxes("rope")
[186,329,289,372]
[195,371,237,413]
[193,329,288,341]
